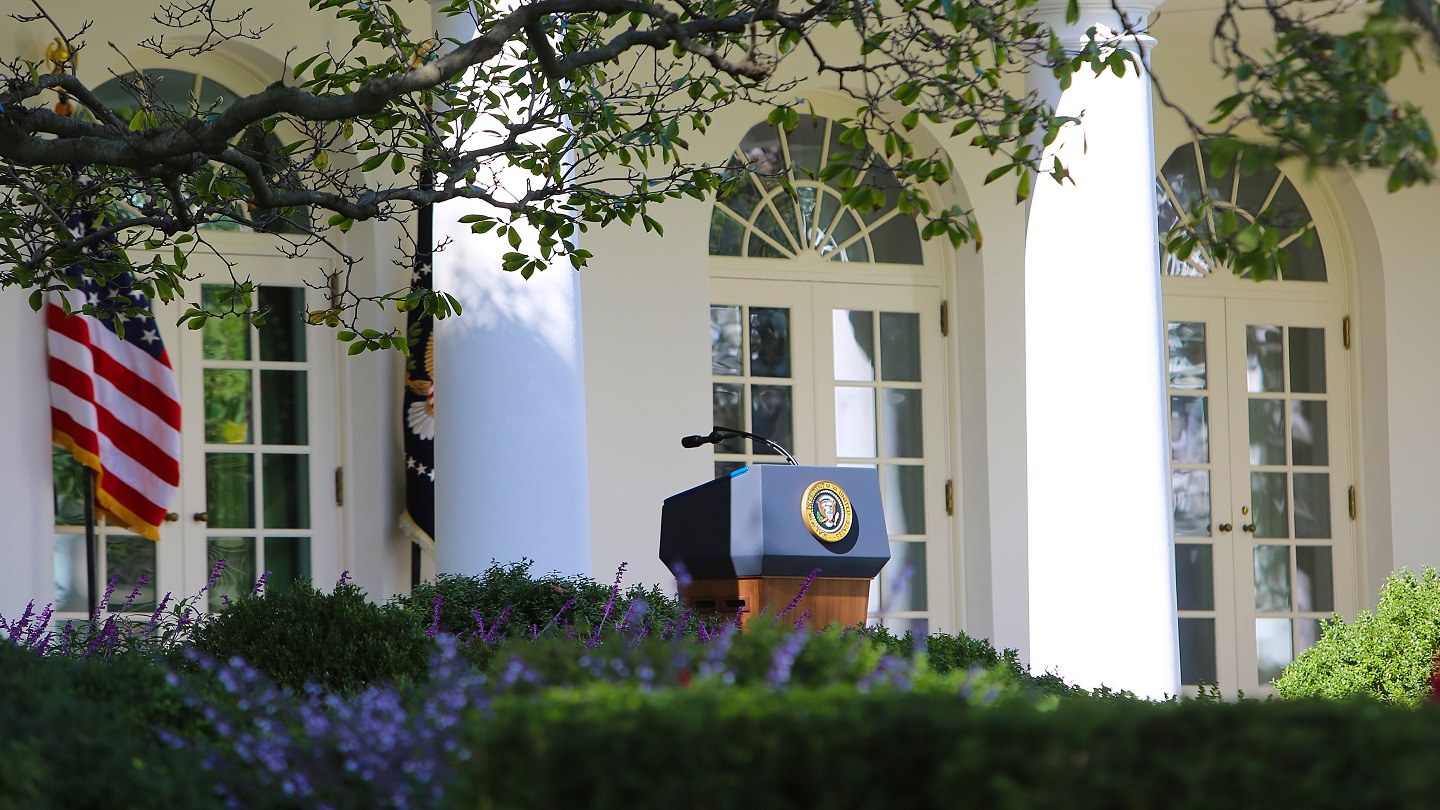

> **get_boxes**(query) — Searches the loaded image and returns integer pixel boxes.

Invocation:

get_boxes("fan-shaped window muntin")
[1157,142,1327,282]
[709,116,924,265]
[91,70,307,235]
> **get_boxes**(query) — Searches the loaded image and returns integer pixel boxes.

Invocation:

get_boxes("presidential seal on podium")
[801,480,853,543]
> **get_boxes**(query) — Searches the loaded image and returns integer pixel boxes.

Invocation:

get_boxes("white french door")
[1167,295,1354,693]
[52,251,341,616]
[709,277,952,633]
[176,253,341,607]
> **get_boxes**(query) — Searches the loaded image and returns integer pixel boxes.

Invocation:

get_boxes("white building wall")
[0,300,57,622]
[580,208,715,590]
[9,0,1440,655]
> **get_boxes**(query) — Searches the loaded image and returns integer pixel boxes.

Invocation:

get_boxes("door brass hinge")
[336,466,345,507]
[1349,486,1357,520]
[944,479,954,516]
[940,300,949,337]
[1343,316,1351,350]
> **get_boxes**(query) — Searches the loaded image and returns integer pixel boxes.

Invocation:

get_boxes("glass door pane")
[184,272,328,604]
[1225,300,1352,693]
[1163,297,1235,690]
[815,284,947,635]
[707,282,814,479]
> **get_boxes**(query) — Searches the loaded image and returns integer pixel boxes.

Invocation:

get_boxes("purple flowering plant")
[1,559,1062,809]
[0,559,236,662]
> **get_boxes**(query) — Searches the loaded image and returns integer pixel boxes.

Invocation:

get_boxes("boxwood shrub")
[455,689,1440,809]
[1277,567,1440,705]
[182,579,433,694]
[394,560,694,640]
[0,643,210,808]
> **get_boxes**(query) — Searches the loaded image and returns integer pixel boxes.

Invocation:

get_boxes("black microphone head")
[680,434,708,448]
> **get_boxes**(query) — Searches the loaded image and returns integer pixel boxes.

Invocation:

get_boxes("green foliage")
[858,623,1093,698]
[1276,567,1440,705]
[0,0,1139,345]
[183,579,434,694]
[395,560,694,639]
[1211,0,1437,194]
[455,687,1440,809]
[0,644,210,808]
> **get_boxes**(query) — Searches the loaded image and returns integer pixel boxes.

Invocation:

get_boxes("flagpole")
[82,467,98,616]
[403,46,439,589]
[412,154,433,590]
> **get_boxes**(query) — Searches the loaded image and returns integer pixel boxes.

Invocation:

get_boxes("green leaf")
[292,54,320,80]
[892,83,921,106]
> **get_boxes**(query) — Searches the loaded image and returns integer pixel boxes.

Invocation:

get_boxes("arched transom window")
[90,69,304,234]
[1157,141,1352,695]
[1157,142,1326,282]
[709,116,923,264]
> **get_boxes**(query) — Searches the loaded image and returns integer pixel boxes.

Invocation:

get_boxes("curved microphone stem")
[680,425,799,466]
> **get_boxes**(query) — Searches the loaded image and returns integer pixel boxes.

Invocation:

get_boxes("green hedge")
[1278,567,1440,705]
[395,560,694,640]
[181,579,433,694]
[0,644,210,809]
[456,689,1440,809]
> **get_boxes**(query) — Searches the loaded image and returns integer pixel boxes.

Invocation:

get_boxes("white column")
[429,3,592,578]
[1023,1,1178,697]
[0,295,57,622]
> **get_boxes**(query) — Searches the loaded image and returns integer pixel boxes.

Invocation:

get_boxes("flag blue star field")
[402,210,435,549]
[47,211,181,541]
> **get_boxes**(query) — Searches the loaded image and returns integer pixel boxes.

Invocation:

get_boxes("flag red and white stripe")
[47,214,181,541]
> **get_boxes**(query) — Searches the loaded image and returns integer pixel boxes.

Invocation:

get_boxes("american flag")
[47,211,181,542]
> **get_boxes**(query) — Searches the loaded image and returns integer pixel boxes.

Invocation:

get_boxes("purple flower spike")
[621,598,649,634]
[766,629,811,687]
[538,599,576,638]
[5,601,35,644]
[199,560,228,596]
[426,594,444,638]
[146,592,173,633]
[92,575,121,621]
[777,568,821,618]
[589,562,629,644]
[251,571,270,597]
[671,560,693,592]
[119,573,149,612]
[482,606,512,644]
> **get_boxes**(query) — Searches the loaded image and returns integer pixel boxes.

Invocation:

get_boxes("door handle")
[164,512,180,523]
[1217,523,1232,533]
[1242,523,1256,533]
[193,511,209,523]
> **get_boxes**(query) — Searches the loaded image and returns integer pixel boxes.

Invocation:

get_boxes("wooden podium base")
[681,576,871,630]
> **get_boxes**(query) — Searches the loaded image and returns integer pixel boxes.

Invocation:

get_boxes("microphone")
[680,432,718,448]
[679,426,799,465]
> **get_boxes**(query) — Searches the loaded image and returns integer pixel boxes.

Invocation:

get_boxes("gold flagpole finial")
[44,37,76,74]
